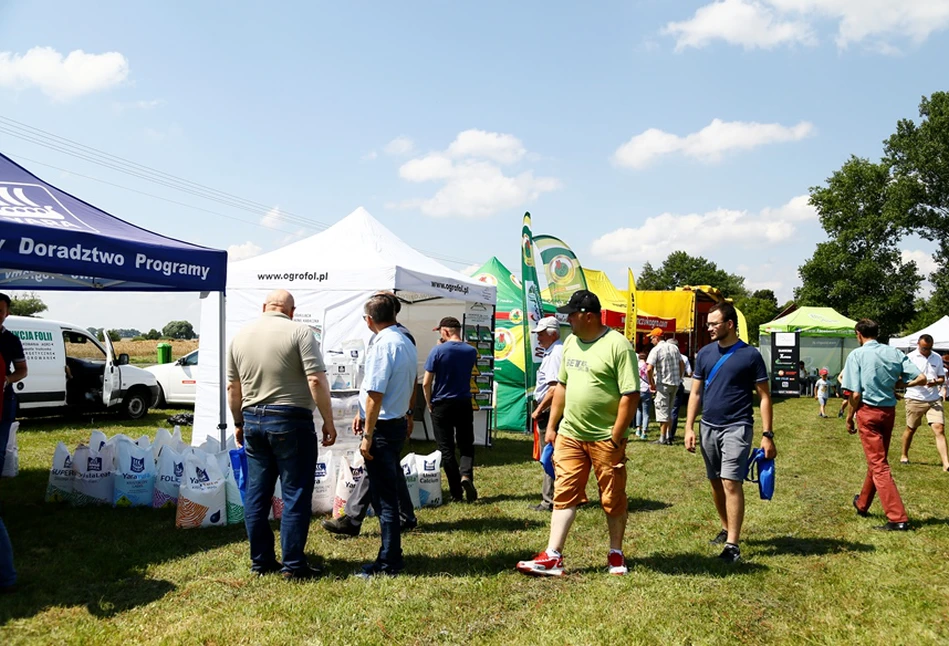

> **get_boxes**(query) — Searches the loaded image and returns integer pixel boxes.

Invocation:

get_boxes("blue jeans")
[365,418,407,573]
[0,515,14,588]
[242,405,317,574]
[0,388,17,476]
[635,390,652,432]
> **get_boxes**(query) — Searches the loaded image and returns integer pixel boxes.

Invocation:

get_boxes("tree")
[162,320,195,340]
[886,91,949,316]
[734,289,779,345]
[145,329,162,340]
[9,293,48,317]
[795,156,921,339]
[96,329,105,342]
[637,251,748,298]
[106,329,121,342]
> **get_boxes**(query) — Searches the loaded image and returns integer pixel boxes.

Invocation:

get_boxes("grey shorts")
[654,384,678,422]
[699,421,754,481]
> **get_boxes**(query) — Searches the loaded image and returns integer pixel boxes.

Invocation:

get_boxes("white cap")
[531,316,560,333]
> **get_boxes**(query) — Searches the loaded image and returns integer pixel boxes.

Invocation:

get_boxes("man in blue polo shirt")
[685,302,774,563]
[356,293,418,577]
[423,316,479,502]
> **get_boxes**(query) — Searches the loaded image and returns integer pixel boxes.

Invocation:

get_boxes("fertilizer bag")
[72,443,114,506]
[46,441,74,503]
[311,449,337,515]
[113,438,156,507]
[176,451,226,528]
[1,421,18,478]
[400,453,421,510]
[415,450,443,507]
[332,455,358,519]
[154,445,185,508]
[215,451,245,525]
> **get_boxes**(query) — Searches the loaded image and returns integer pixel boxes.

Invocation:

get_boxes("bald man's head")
[263,289,295,316]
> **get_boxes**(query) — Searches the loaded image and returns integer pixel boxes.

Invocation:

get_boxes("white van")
[4,316,160,419]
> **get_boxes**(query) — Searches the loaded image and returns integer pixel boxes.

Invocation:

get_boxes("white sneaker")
[607,551,627,576]
[516,550,565,577]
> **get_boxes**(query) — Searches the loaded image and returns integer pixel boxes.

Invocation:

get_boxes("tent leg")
[218,291,227,448]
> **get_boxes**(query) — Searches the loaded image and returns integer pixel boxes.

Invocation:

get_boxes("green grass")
[1,399,948,645]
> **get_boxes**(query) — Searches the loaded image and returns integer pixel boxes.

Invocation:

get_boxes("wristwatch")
[762,431,774,439]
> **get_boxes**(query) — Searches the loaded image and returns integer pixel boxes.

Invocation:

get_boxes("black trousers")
[535,408,556,507]
[431,397,475,500]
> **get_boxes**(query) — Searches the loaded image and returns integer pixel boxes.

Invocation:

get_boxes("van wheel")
[155,385,167,409]
[123,389,149,419]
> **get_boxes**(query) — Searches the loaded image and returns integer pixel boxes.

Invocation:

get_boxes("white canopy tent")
[193,207,497,448]
[889,315,949,352]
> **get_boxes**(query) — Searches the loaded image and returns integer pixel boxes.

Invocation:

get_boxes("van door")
[101,335,122,408]
[4,320,67,409]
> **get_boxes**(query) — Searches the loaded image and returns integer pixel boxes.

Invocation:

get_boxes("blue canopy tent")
[0,152,230,440]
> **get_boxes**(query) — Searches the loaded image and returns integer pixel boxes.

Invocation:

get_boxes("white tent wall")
[193,207,496,448]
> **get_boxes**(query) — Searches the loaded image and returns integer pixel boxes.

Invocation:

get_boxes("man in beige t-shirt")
[227,289,336,580]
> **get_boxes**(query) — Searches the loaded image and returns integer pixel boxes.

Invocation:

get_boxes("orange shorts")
[552,434,628,516]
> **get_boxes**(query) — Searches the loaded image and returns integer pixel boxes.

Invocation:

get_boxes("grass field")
[1,398,948,645]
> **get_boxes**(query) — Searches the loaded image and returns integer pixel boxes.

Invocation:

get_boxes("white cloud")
[362,150,378,161]
[0,46,129,100]
[391,130,559,218]
[384,136,415,156]
[663,0,949,52]
[261,205,282,228]
[901,249,939,276]
[613,118,814,169]
[227,241,262,262]
[447,129,526,164]
[663,0,815,51]
[590,195,816,263]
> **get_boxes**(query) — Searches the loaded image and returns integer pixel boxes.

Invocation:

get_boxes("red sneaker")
[516,550,564,577]
[607,550,627,576]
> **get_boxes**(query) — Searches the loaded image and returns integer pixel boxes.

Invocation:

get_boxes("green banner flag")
[533,234,588,306]
[521,213,544,422]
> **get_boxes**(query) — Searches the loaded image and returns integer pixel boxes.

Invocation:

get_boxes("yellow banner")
[624,268,636,341]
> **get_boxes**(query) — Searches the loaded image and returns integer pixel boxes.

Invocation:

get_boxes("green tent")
[758,306,859,377]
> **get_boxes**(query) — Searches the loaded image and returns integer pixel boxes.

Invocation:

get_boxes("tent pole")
[218,291,227,448]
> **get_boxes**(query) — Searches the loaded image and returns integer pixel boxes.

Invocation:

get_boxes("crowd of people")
[1,287,946,586]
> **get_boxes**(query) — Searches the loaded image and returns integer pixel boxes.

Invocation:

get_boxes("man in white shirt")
[900,334,949,471]
[528,316,564,512]
[646,329,684,445]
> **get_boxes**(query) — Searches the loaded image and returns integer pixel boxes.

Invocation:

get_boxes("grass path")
[1,398,948,645]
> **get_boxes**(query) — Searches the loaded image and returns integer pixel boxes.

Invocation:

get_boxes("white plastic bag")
[176,451,226,529]
[154,445,184,508]
[46,441,74,502]
[214,451,245,525]
[113,438,156,507]
[401,452,421,510]
[152,428,174,461]
[89,430,107,451]
[415,450,443,507]
[1,421,18,478]
[172,426,187,453]
[134,434,151,450]
[333,455,358,519]
[311,450,337,514]
[72,443,115,506]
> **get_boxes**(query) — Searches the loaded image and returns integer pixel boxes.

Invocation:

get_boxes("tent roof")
[889,315,949,350]
[227,207,496,304]
[0,152,227,291]
[470,257,521,310]
[760,306,857,337]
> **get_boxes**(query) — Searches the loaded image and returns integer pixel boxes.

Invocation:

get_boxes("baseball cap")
[819,368,829,375]
[648,327,664,337]
[433,316,462,330]
[556,289,601,315]
[531,316,560,333]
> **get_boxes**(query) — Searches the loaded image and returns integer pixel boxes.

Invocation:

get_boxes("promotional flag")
[624,268,637,341]
[533,234,588,307]
[521,213,544,418]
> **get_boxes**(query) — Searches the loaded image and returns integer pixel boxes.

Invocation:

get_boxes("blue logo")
[402,463,412,476]
[174,462,184,477]
[423,459,436,471]
[195,467,209,483]
[315,462,327,478]
[130,456,145,473]
[88,456,102,472]
[0,182,98,232]
[64,456,72,469]
[210,510,221,524]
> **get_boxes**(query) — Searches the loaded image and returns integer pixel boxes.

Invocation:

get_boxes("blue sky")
[1,0,947,331]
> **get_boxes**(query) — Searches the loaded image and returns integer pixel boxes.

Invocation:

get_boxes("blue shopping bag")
[746,448,775,500]
[229,447,248,504]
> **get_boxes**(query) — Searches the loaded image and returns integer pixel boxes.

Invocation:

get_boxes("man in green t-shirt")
[516,290,640,577]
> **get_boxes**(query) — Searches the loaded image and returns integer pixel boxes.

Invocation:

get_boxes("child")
[815,368,830,418]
